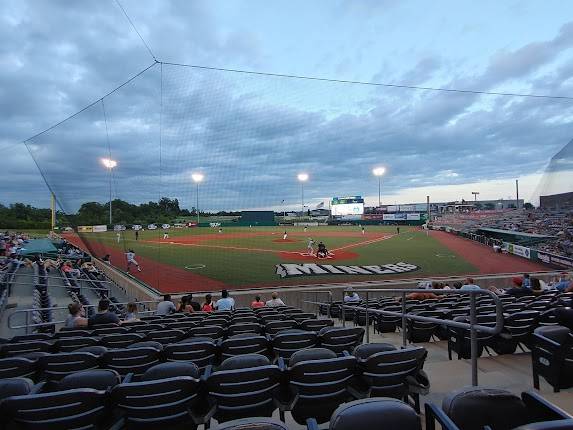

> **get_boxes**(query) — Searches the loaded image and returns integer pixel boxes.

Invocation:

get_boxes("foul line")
[141,234,395,255]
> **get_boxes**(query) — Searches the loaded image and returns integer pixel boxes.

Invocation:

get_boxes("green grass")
[81,226,476,286]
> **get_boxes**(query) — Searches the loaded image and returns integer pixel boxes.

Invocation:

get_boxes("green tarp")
[18,239,59,256]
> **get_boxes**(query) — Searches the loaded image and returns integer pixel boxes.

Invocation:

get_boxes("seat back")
[0,357,37,379]
[146,329,186,344]
[228,322,262,336]
[1,389,107,430]
[55,336,100,353]
[505,311,540,339]
[318,327,365,355]
[101,347,161,379]
[358,346,426,397]
[329,398,421,430]
[111,376,200,428]
[289,353,356,398]
[207,364,281,422]
[189,325,225,340]
[100,333,145,349]
[220,335,269,360]
[265,320,298,336]
[38,352,99,382]
[164,339,217,369]
[1,340,52,357]
[299,318,334,331]
[272,330,317,362]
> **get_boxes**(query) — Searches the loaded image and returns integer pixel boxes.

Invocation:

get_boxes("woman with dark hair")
[202,294,214,312]
[177,296,188,313]
[65,302,88,328]
[530,277,544,295]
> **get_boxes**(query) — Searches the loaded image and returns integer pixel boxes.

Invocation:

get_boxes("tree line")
[0,198,243,229]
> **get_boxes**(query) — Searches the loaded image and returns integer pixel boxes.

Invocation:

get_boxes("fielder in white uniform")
[126,250,141,272]
[283,231,288,240]
[306,238,315,256]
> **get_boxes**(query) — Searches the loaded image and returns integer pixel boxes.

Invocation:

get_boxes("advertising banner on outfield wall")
[537,251,573,269]
[92,225,108,233]
[406,213,421,221]
[77,226,93,233]
[505,243,532,259]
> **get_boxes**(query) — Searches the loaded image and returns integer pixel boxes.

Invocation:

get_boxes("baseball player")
[283,231,288,240]
[306,237,315,256]
[126,249,142,272]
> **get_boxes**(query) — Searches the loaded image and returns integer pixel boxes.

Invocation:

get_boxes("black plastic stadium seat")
[351,343,428,412]
[38,351,99,383]
[0,377,35,401]
[286,347,357,425]
[299,318,334,332]
[100,333,145,349]
[111,374,203,429]
[307,398,421,430]
[141,361,200,381]
[54,336,100,352]
[318,326,365,355]
[57,369,121,391]
[0,388,109,430]
[265,320,298,336]
[76,345,108,357]
[0,356,37,379]
[212,417,290,429]
[164,338,217,369]
[220,334,270,360]
[228,322,262,336]
[1,340,52,357]
[426,387,573,430]
[532,325,573,392]
[101,346,162,380]
[512,421,573,430]
[492,310,540,355]
[146,329,186,344]
[272,329,317,363]
[189,325,225,340]
[206,354,282,424]
[128,340,164,350]
[10,333,53,342]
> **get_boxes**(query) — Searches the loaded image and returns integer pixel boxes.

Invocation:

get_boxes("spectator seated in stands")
[554,273,572,292]
[405,290,439,301]
[187,294,200,311]
[216,289,235,311]
[102,254,111,264]
[156,294,176,315]
[81,261,98,273]
[202,294,214,312]
[176,296,194,313]
[65,302,88,328]
[88,299,120,327]
[505,276,533,297]
[251,295,265,308]
[265,291,285,307]
[529,277,545,296]
[344,288,361,303]
[123,302,139,322]
[460,277,481,291]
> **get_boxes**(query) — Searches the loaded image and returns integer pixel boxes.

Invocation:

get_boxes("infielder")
[306,238,315,256]
[283,231,288,240]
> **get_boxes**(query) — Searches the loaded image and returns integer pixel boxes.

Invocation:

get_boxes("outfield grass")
[79,226,477,286]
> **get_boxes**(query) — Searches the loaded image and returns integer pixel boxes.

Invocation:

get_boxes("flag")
[316,201,324,209]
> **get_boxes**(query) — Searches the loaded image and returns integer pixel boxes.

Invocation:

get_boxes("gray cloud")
[2,2,573,213]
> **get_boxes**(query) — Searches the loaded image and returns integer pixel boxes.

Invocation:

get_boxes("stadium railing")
[8,300,160,334]
[304,288,504,386]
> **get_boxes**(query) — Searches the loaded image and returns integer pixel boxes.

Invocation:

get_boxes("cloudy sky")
[2,0,573,213]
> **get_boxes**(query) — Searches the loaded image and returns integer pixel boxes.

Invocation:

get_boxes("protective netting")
[24,62,573,292]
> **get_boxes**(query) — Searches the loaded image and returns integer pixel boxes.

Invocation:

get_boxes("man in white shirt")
[156,294,176,315]
[460,277,481,291]
[215,290,235,311]
[344,288,361,303]
[266,292,285,307]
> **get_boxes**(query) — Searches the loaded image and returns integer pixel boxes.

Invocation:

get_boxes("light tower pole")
[297,173,309,217]
[372,167,386,207]
[101,158,117,225]
[192,173,204,224]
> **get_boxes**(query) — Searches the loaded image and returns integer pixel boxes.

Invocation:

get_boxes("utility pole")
[515,179,519,209]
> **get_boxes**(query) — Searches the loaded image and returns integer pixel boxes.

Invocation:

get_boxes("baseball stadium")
[2,2,573,429]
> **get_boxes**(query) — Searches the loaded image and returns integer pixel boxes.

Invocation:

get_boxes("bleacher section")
[0,293,572,429]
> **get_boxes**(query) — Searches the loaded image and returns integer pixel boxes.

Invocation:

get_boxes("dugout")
[476,227,554,246]
[238,211,277,226]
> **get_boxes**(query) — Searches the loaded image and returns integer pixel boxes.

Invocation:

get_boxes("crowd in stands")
[435,207,573,258]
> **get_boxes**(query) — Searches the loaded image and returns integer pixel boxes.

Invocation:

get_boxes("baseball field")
[63,225,550,294]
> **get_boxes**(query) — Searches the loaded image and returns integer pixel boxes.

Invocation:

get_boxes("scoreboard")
[331,196,364,216]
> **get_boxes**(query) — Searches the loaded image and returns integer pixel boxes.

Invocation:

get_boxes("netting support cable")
[114,0,158,62]
[21,61,158,144]
[159,60,573,101]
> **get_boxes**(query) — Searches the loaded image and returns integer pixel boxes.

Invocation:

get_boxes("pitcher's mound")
[279,250,359,261]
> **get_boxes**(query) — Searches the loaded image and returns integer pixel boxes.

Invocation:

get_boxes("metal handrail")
[8,300,161,332]
[11,273,112,284]
[305,287,504,386]
[301,290,333,318]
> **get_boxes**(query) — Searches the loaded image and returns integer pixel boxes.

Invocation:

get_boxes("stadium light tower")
[192,173,204,224]
[472,191,480,202]
[297,173,309,217]
[101,158,117,225]
[372,167,386,207]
